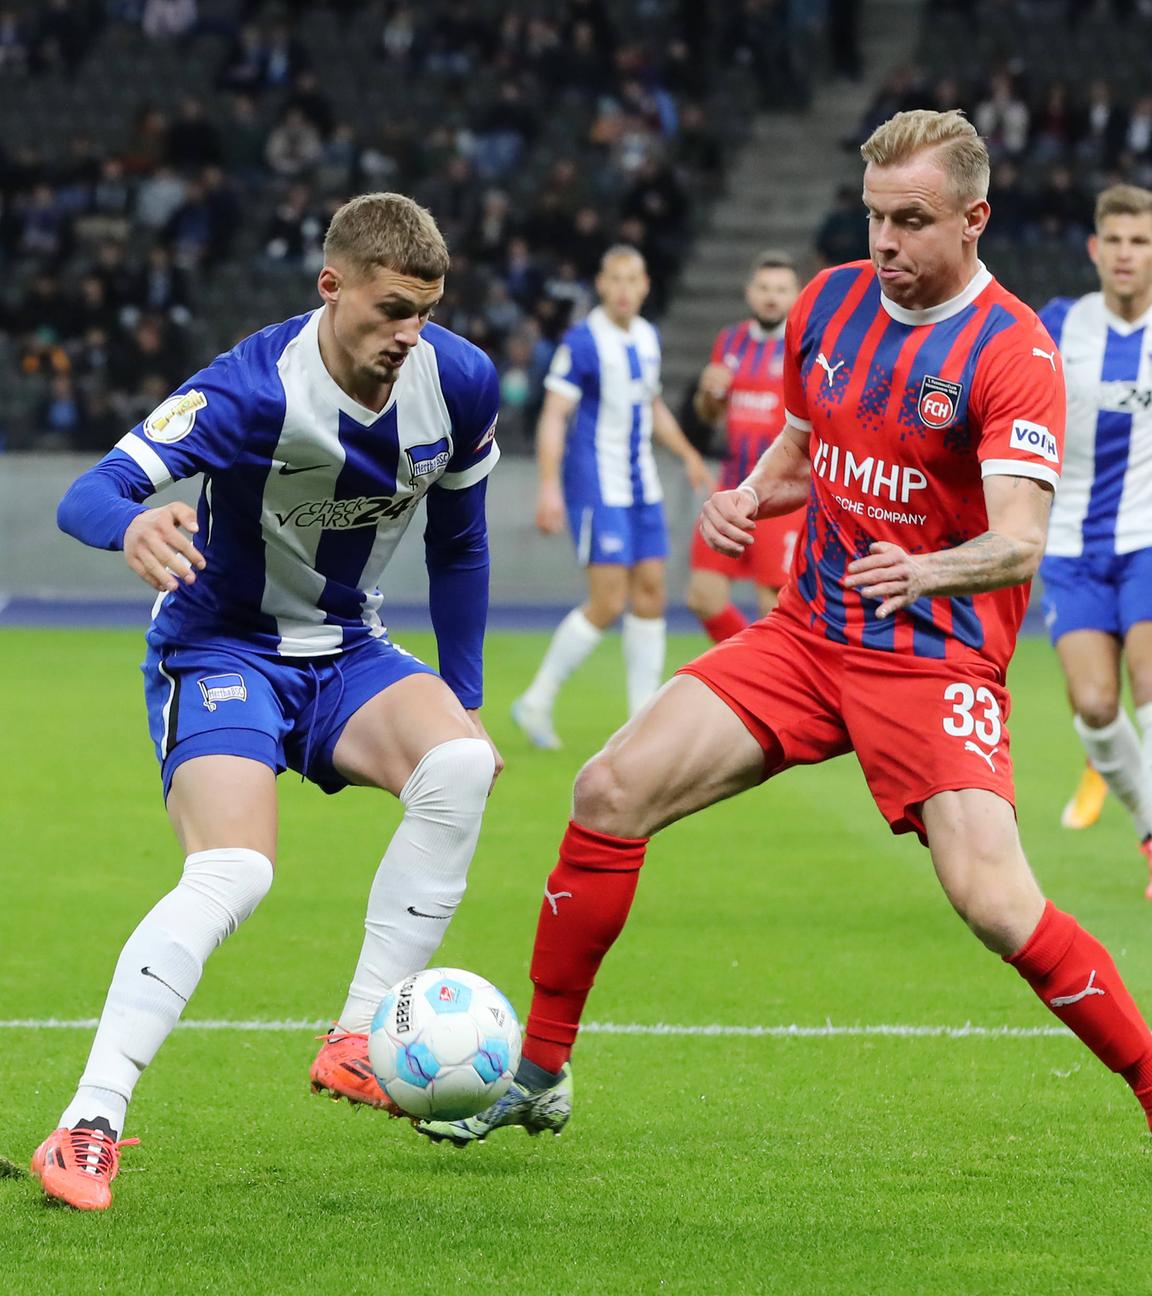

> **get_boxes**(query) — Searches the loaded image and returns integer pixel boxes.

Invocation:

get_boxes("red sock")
[701,605,747,643]
[523,821,648,1074]
[1006,901,1152,1125]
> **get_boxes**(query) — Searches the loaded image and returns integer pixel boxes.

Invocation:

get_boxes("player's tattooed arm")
[698,422,810,556]
[843,475,1053,617]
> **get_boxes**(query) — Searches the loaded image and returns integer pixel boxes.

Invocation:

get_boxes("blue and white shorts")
[1039,548,1152,644]
[565,499,668,568]
[142,634,437,799]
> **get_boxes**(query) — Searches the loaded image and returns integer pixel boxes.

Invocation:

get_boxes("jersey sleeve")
[438,349,501,490]
[782,275,824,433]
[970,320,1065,491]
[543,325,596,404]
[710,327,731,366]
[112,349,252,490]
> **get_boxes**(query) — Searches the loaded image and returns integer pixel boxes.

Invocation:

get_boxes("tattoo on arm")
[921,530,1038,596]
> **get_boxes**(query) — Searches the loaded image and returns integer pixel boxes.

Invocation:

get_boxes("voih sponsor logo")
[1009,419,1059,464]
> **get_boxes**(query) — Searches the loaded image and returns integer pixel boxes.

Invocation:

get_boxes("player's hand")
[698,485,757,556]
[684,451,716,494]
[535,483,566,535]
[699,362,733,401]
[466,710,504,791]
[123,502,205,593]
[843,541,926,618]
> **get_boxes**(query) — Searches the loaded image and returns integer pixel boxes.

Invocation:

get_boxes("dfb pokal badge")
[917,375,962,428]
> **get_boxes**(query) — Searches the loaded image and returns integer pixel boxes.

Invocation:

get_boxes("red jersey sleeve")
[969,317,1065,491]
[782,273,827,432]
[710,328,729,366]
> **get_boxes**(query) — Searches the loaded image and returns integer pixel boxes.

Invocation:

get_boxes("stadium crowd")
[0,0,799,452]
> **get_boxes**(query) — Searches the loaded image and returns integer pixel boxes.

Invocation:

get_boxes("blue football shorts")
[565,498,669,568]
[1039,548,1152,644]
[142,634,438,799]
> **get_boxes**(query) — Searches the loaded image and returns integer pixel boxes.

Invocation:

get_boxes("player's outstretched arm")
[844,475,1053,618]
[534,390,576,534]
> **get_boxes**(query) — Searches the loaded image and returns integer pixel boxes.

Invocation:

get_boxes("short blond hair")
[1095,183,1152,228]
[860,109,990,205]
[599,243,646,272]
[324,192,449,281]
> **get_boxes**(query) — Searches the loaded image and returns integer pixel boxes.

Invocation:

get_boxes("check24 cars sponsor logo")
[274,496,416,529]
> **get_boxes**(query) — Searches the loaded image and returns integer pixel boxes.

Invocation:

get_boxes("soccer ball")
[368,968,521,1120]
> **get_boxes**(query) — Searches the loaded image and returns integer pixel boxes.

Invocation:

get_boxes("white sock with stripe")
[520,608,603,712]
[338,738,495,1033]
[622,612,666,717]
[58,848,273,1137]
[1074,712,1152,839]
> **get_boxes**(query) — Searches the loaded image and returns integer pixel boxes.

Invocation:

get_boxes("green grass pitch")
[1,625,1150,1294]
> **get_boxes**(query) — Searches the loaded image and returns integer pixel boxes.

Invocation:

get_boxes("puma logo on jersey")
[815,352,845,387]
[1031,346,1057,372]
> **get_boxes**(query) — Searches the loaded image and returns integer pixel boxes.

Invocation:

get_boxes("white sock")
[59,848,273,1137]
[1074,712,1152,839]
[520,608,603,712]
[622,612,666,717]
[1137,702,1152,839]
[338,738,495,1033]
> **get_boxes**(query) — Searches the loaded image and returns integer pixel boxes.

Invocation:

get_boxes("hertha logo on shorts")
[198,673,247,712]
[917,375,963,428]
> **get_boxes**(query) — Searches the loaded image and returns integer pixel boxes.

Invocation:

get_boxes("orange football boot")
[1060,765,1108,830]
[31,1124,139,1211]
[309,1029,400,1113]
[1142,838,1152,901]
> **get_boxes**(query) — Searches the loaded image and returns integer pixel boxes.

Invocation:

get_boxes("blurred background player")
[419,110,1152,1149]
[688,251,803,640]
[33,193,502,1210]
[511,245,711,750]
[1038,184,1152,890]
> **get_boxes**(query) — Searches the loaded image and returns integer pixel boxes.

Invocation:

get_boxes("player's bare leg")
[1057,630,1152,881]
[923,788,1152,1126]
[513,565,627,748]
[418,677,765,1144]
[754,584,780,618]
[623,558,667,716]
[311,674,495,1108]
[34,757,277,1209]
[687,568,748,642]
[1124,621,1152,893]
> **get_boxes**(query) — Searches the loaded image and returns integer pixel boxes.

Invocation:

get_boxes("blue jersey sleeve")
[57,450,155,551]
[438,347,501,491]
[111,349,252,491]
[424,477,489,709]
[544,324,598,403]
[1037,297,1076,350]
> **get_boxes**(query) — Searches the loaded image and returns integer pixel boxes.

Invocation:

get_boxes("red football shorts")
[689,508,804,591]
[677,612,1015,843]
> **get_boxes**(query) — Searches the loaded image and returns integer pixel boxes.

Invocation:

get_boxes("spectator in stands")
[17,184,70,261]
[813,183,869,267]
[0,8,29,74]
[92,242,136,316]
[31,0,96,76]
[264,183,325,268]
[1076,79,1128,170]
[265,106,324,179]
[1122,96,1152,180]
[1030,163,1094,244]
[123,107,170,175]
[287,69,334,140]
[219,93,267,186]
[36,375,86,449]
[986,160,1031,242]
[974,71,1030,159]
[469,188,519,269]
[142,0,198,40]
[263,20,307,88]
[135,165,186,231]
[167,97,222,172]
[1030,81,1075,163]
[131,245,192,324]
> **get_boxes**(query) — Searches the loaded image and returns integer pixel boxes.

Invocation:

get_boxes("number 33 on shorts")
[942,681,1004,772]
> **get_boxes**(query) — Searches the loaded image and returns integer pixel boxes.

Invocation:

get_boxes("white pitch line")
[0,1019,1072,1039]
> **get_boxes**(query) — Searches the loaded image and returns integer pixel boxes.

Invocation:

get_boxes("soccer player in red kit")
[418,110,1152,1145]
[688,253,805,640]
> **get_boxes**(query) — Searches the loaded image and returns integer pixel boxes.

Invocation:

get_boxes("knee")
[1073,686,1120,730]
[572,752,643,836]
[685,581,721,619]
[944,865,1042,956]
[183,847,274,937]
[585,590,627,628]
[403,737,494,819]
[630,578,666,619]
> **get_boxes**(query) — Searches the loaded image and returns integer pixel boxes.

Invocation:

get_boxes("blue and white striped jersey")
[544,306,663,507]
[68,308,499,663]
[1040,293,1152,557]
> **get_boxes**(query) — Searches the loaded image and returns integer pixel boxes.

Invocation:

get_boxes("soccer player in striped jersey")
[419,111,1152,1148]
[689,252,803,640]
[511,246,712,750]
[1038,184,1152,887]
[33,194,502,1209]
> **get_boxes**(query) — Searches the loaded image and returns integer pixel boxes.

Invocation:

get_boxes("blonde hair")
[860,109,990,205]
[324,192,449,280]
[1095,183,1152,227]
[599,243,646,272]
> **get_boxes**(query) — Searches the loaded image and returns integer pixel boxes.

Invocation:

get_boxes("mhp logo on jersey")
[917,375,963,428]
[405,438,451,479]
[198,673,247,712]
[1010,419,1059,463]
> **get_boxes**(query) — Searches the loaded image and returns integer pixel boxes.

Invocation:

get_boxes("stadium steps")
[658,0,922,401]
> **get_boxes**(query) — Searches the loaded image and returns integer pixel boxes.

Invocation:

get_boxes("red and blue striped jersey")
[777,260,1064,677]
[709,320,787,490]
